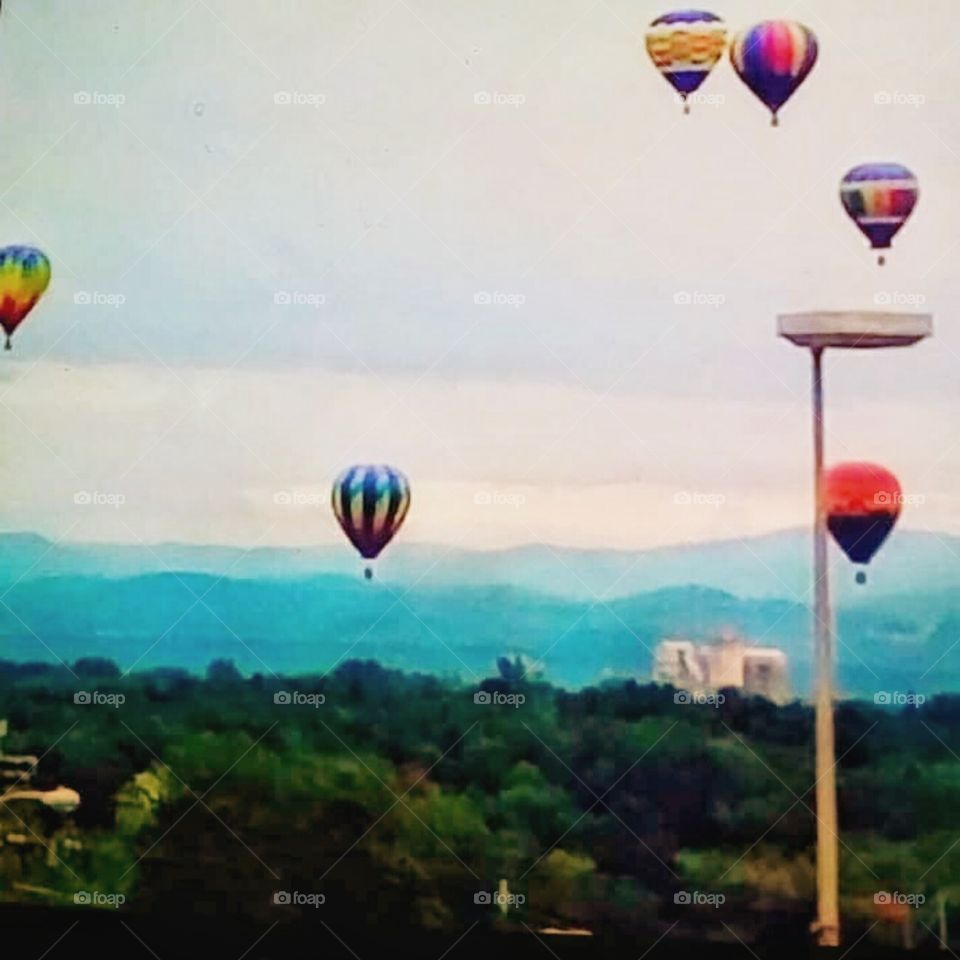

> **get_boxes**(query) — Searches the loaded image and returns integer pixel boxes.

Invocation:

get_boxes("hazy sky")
[0,0,957,550]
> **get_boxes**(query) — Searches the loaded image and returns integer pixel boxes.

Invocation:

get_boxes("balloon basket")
[771,113,779,127]
[855,571,866,585]
[364,566,373,580]
[877,253,886,266]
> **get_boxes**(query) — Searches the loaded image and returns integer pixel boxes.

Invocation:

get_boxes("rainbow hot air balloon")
[730,20,818,126]
[332,465,410,579]
[645,10,727,114]
[0,246,51,350]
[840,163,918,265]
[824,462,901,585]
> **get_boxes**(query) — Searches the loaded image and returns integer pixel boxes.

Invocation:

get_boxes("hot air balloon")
[840,163,918,265]
[0,246,51,350]
[332,465,410,579]
[824,462,901,585]
[645,10,727,114]
[730,20,818,126]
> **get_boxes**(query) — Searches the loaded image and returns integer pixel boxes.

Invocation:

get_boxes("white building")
[653,631,789,703]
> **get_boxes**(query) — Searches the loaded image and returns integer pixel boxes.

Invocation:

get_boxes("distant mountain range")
[0,527,955,600]
[0,530,956,697]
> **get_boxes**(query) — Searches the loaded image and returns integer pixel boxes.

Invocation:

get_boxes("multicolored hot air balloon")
[730,20,818,126]
[824,462,901,585]
[332,465,410,579]
[0,246,51,350]
[840,163,919,265]
[645,10,727,114]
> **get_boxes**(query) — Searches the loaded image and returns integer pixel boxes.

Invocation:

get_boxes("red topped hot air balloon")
[823,462,901,584]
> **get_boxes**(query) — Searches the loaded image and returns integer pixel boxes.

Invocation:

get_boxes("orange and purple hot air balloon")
[645,10,727,114]
[840,163,919,265]
[332,465,410,580]
[824,463,901,585]
[0,246,51,350]
[730,20,818,126]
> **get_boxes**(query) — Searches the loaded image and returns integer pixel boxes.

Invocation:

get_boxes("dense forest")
[0,656,957,948]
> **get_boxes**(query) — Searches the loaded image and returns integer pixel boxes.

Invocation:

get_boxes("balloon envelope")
[730,20,818,123]
[840,163,918,253]
[0,246,51,348]
[331,465,410,568]
[824,462,901,567]
[645,10,727,104]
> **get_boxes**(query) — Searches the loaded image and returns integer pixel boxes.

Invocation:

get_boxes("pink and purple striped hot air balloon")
[332,464,411,580]
[730,20,818,126]
[840,163,919,265]
[645,10,727,114]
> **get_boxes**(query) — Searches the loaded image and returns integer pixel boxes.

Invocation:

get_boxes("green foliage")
[2,659,960,943]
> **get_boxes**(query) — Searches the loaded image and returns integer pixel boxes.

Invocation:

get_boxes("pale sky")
[0,0,957,550]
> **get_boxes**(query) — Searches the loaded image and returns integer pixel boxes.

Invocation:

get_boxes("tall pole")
[811,346,840,947]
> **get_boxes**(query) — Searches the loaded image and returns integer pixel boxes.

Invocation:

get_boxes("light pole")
[778,311,932,948]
